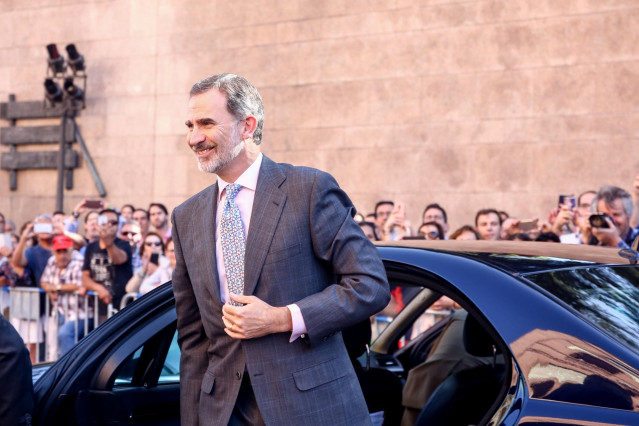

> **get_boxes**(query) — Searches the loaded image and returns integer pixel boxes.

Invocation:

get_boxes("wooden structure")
[0,95,79,191]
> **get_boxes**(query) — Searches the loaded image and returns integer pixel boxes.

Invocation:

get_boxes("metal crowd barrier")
[0,286,115,362]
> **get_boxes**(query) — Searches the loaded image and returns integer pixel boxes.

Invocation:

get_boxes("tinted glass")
[526,266,639,352]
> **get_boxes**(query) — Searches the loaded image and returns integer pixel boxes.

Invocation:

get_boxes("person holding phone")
[382,202,413,241]
[125,232,170,294]
[579,185,639,248]
[10,214,56,362]
[81,209,132,316]
[133,238,175,297]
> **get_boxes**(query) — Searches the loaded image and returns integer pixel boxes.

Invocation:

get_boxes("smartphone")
[85,199,103,209]
[589,213,611,228]
[149,253,159,265]
[33,223,53,234]
[558,194,576,209]
[518,219,537,231]
[0,232,12,250]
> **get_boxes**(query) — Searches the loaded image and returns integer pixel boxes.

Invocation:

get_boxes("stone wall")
[1,0,638,232]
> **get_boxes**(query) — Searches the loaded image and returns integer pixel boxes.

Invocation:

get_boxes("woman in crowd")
[120,204,135,221]
[138,237,175,295]
[125,232,171,295]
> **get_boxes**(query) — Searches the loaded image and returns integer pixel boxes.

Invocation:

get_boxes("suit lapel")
[198,182,222,304]
[244,157,287,297]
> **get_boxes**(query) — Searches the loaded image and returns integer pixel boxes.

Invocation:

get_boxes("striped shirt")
[41,251,91,321]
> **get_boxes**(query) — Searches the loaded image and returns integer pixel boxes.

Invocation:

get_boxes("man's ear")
[241,116,258,140]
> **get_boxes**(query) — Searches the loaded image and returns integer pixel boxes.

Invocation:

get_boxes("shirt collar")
[217,153,263,200]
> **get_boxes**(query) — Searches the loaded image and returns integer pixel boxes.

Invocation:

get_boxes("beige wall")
[1,0,639,232]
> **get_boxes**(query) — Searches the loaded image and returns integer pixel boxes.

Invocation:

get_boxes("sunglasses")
[145,241,163,247]
[419,231,440,239]
[121,231,138,236]
[101,220,118,226]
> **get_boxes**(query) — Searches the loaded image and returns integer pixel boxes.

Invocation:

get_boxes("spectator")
[0,233,29,318]
[133,208,150,240]
[449,225,480,240]
[125,232,169,294]
[52,210,85,250]
[507,233,532,241]
[120,204,135,221]
[133,237,175,296]
[536,232,560,243]
[66,199,104,235]
[4,219,16,234]
[422,203,449,238]
[358,221,377,242]
[558,190,596,244]
[11,215,54,362]
[417,221,444,240]
[475,208,502,240]
[580,185,639,248]
[81,209,133,317]
[40,235,90,358]
[382,202,412,241]
[373,200,394,240]
[119,219,143,271]
[149,203,172,243]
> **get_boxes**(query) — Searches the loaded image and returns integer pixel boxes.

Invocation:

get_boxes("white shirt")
[215,153,306,341]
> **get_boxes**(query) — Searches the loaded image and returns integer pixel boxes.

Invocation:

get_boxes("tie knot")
[225,183,242,201]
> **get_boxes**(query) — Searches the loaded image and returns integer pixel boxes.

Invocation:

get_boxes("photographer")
[382,202,413,241]
[579,186,639,248]
[81,209,132,316]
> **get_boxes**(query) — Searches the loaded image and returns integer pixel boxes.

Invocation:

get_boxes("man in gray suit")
[172,73,390,425]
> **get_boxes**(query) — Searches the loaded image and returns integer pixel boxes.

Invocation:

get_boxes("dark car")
[33,241,639,425]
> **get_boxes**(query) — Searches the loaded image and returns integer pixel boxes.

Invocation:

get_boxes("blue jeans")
[58,319,94,355]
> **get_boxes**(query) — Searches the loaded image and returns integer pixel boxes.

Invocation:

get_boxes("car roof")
[375,240,632,274]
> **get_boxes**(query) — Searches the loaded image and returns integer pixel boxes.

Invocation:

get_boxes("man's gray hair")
[190,73,265,145]
[592,185,633,217]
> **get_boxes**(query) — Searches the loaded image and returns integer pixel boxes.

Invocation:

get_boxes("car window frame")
[93,308,177,390]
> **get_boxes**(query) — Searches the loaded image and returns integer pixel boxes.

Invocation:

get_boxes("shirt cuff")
[287,303,308,342]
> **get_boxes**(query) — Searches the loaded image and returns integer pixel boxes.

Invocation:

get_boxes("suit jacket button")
[236,371,242,380]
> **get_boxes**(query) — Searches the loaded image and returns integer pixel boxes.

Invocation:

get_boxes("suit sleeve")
[171,210,209,426]
[295,172,390,346]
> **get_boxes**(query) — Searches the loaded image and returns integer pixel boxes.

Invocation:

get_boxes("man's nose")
[188,127,206,145]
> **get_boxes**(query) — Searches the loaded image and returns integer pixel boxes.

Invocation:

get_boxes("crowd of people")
[358,177,639,251]
[0,199,176,362]
[2,177,639,362]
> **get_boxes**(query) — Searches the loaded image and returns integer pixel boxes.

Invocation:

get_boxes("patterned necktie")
[220,183,245,306]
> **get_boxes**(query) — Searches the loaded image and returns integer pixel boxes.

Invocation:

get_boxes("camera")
[589,213,612,228]
[150,253,159,265]
[98,215,109,226]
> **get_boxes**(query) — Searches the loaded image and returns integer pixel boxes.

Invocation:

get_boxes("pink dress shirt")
[216,153,307,341]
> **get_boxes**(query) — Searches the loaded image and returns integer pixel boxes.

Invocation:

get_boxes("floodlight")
[63,77,84,103]
[65,44,85,74]
[44,78,63,104]
[46,43,66,75]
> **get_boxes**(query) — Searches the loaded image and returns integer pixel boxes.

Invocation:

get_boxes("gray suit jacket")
[171,156,390,426]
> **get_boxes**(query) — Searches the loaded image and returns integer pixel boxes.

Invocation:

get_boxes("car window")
[372,283,456,348]
[111,320,179,387]
[526,265,639,353]
[114,346,143,386]
[159,330,180,383]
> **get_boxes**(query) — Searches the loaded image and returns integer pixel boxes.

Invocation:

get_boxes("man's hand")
[551,205,575,235]
[222,294,292,339]
[591,217,622,247]
[95,284,112,304]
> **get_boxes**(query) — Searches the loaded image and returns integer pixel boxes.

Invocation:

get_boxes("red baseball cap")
[52,234,74,250]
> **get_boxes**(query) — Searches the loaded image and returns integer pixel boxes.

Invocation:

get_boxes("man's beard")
[197,128,244,175]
